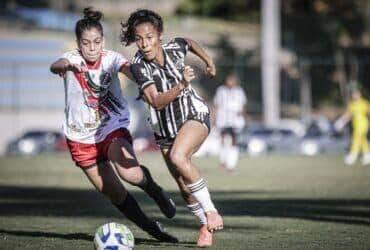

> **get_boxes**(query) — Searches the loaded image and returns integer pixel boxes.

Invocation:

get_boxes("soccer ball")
[94,222,135,250]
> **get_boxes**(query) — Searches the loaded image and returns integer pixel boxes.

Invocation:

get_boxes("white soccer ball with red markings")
[94,222,134,250]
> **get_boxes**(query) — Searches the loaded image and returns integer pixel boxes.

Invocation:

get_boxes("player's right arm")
[50,58,87,75]
[131,64,194,110]
[334,108,351,132]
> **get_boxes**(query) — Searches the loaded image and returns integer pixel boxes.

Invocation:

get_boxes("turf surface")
[0,152,370,249]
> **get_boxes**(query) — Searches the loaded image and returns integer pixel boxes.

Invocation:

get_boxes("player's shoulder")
[236,86,245,93]
[217,85,228,92]
[103,49,115,56]
[102,49,124,59]
[348,100,357,110]
[62,49,81,59]
[163,37,187,51]
[132,51,147,65]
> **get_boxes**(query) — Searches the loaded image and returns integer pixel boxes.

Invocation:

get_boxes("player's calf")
[135,165,176,218]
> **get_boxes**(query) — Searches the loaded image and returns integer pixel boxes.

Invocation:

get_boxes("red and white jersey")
[61,49,130,143]
[214,85,247,129]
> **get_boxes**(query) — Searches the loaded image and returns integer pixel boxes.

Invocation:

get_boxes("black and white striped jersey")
[131,37,210,145]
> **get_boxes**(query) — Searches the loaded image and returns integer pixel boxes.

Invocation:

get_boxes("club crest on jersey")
[140,68,150,79]
[85,70,111,95]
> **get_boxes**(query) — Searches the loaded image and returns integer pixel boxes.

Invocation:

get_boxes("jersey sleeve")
[173,37,190,55]
[60,50,82,65]
[111,51,129,73]
[61,51,75,62]
[130,63,155,92]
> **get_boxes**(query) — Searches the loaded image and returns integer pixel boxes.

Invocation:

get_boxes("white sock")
[225,144,233,168]
[187,178,216,213]
[219,147,227,165]
[226,146,239,170]
[220,136,231,165]
[186,202,207,225]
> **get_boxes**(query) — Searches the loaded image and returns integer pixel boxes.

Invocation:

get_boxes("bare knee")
[169,149,189,169]
[114,164,143,185]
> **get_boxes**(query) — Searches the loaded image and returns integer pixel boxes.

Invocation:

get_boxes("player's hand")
[334,119,345,132]
[183,65,195,83]
[206,61,216,78]
[65,63,88,73]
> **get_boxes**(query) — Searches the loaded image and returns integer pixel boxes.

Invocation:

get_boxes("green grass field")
[0,152,370,249]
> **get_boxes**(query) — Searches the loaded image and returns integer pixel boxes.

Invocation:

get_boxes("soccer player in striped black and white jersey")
[121,9,223,247]
[214,73,247,171]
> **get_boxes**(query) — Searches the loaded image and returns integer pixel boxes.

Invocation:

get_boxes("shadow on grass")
[0,229,93,241]
[0,185,370,228]
[0,229,194,247]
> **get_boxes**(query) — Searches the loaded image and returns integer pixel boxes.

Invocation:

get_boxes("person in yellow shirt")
[335,89,370,165]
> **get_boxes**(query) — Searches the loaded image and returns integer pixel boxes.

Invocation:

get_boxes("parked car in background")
[299,121,349,156]
[238,125,301,155]
[238,120,350,156]
[6,130,67,155]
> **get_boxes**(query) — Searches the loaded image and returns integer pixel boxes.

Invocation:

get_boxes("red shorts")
[66,128,133,168]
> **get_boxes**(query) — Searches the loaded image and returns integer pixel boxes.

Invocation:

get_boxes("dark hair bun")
[83,7,103,21]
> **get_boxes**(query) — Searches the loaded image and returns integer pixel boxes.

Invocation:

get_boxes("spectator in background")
[335,89,370,165]
[213,73,247,171]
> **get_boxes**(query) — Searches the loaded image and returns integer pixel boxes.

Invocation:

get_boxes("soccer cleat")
[151,186,176,219]
[197,224,213,247]
[141,166,176,218]
[344,153,357,165]
[145,221,179,243]
[361,153,370,165]
[206,211,223,232]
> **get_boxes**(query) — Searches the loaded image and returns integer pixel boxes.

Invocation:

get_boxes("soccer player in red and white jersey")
[50,7,177,243]
[121,9,223,247]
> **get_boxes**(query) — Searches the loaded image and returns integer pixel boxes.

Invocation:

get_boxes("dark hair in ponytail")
[75,7,104,41]
[120,9,163,46]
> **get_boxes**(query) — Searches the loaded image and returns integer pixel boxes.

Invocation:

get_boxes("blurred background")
[2,2,370,249]
[1,0,369,157]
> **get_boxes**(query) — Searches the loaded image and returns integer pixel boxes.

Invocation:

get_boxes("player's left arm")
[119,63,135,82]
[111,51,135,82]
[185,38,216,78]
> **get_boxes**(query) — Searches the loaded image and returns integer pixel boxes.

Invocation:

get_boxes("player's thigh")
[108,137,143,184]
[107,137,139,168]
[83,161,127,203]
[171,120,209,157]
